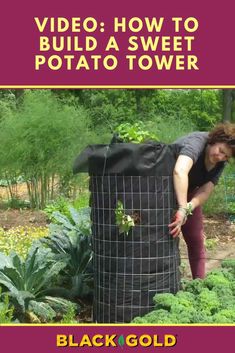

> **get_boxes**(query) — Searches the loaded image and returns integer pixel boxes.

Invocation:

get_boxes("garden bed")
[0,209,234,323]
[0,209,234,275]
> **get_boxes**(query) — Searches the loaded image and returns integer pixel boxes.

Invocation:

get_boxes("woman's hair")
[208,123,235,157]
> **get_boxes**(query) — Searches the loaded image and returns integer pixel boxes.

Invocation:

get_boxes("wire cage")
[224,174,235,222]
[74,142,181,323]
[90,174,180,323]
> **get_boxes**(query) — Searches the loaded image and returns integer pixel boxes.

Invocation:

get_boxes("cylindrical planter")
[74,142,181,323]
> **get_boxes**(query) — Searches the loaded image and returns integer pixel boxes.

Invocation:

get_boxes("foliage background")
[0,88,234,211]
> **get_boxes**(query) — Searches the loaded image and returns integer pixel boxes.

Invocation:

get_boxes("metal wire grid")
[90,175,180,323]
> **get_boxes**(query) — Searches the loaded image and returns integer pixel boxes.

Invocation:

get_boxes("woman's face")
[206,142,233,164]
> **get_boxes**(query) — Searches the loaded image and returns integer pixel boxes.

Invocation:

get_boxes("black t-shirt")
[172,132,225,191]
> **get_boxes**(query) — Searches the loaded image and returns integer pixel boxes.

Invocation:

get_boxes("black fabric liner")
[73,142,178,176]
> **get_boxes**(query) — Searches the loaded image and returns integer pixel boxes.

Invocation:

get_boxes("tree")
[222,89,235,122]
[0,90,94,208]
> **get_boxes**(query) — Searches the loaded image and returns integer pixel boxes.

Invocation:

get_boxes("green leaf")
[52,211,75,230]
[28,300,56,322]
[0,275,19,295]
[0,267,23,290]
[7,290,35,311]
[38,261,67,290]
[0,253,13,269]
[118,335,125,347]
[44,296,77,313]
[24,247,39,279]
[10,253,24,278]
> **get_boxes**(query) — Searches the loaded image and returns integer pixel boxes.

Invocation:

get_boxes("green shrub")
[0,90,95,209]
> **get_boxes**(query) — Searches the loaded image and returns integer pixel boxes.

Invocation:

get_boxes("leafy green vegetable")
[0,246,77,323]
[115,200,135,236]
[115,122,158,143]
[132,260,235,324]
[41,207,93,301]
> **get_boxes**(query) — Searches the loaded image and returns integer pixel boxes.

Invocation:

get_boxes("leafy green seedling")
[115,201,135,236]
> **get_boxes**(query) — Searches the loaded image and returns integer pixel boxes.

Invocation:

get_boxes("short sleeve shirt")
[172,132,225,191]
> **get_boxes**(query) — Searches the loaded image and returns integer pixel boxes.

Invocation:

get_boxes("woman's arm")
[190,181,215,209]
[168,155,193,237]
[169,156,215,237]
[173,155,194,208]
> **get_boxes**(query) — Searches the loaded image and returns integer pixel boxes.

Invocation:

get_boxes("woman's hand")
[168,209,187,238]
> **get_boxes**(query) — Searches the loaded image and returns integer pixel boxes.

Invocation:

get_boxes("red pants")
[181,205,206,279]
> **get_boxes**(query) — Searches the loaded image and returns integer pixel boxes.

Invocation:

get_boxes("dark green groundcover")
[132,259,235,324]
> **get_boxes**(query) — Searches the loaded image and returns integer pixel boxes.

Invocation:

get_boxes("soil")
[0,209,48,229]
[179,214,235,277]
[0,209,234,277]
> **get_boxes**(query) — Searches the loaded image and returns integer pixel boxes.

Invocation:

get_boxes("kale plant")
[132,259,235,324]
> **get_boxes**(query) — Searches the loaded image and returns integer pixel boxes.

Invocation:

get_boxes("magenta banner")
[0,324,235,352]
[0,0,234,86]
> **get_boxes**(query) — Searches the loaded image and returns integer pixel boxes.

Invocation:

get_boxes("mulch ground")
[0,209,48,229]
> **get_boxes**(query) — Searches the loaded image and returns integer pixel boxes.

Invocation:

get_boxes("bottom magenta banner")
[0,325,234,353]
